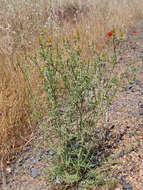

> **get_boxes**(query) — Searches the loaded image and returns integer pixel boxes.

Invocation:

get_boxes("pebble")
[29,158,36,164]
[124,112,131,118]
[122,184,133,190]
[53,177,61,185]
[37,156,43,162]
[138,107,143,115]
[20,179,26,185]
[18,158,24,166]
[32,168,39,179]
[7,184,11,190]
[0,184,11,190]
[22,146,32,153]
[48,149,56,156]
[24,183,38,190]
[24,163,30,169]
[130,101,138,106]
[128,85,133,89]
[136,113,140,118]
[27,168,32,175]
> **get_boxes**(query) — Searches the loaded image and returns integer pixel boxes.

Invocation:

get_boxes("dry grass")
[0,55,35,160]
[0,0,143,163]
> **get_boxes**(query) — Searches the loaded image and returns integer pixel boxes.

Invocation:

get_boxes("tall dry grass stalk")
[0,0,143,163]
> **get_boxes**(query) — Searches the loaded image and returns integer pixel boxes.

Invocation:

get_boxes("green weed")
[24,30,134,189]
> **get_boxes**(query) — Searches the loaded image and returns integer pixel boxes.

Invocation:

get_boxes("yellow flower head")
[16,56,20,64]
[40,29,45,36]
[24,51,27,57]
[101,52,106,60]
[38,36,42,45]
[119,31,124,39]
[72,30,80,41]
[62,37,66,44]
[76,30,80,38]
[76,44,81,52]
[5,91,10,98]
[47,35,53,46]
[112,27,116,35]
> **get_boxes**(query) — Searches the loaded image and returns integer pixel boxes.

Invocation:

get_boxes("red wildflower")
[132,30,136,34]
[107,32,113,37]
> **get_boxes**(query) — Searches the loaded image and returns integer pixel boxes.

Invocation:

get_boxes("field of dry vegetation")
[0,0,143,167]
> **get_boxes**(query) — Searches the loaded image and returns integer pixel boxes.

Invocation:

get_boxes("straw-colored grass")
[0,0,143,163]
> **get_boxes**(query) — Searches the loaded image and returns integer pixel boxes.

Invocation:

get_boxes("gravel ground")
[105,21,143,190]
[1,21,143,190]
[0,124,53,190]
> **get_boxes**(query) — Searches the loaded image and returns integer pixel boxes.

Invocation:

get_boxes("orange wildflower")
[132,30,136,34]
[107,32,113,37]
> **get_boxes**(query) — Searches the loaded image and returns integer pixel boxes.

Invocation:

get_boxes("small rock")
[120,175,127,185]
[128,85,133,89]
[24,163,30,169]
[119,57,123,62]
[20,179,26,185]
[22,146,32,152]
[125,113,131,118]
[136,113,140,118]
[24,183,38,190]
[6,166,12,173]
[139,108,143,115]
[32,168,39,179]
[130,101,138,106]
[28,158,36,164]
[48,149,56,156]
[122,184,133,190]
[138,102,143,108]
[40,184,48,189]
[18,158,24,166]
[27,168,32,175]
[53,177,61,185]
[32,154,37,159]
[37,156,43,162]
[0,184,11,190]
[7,184,11,190]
